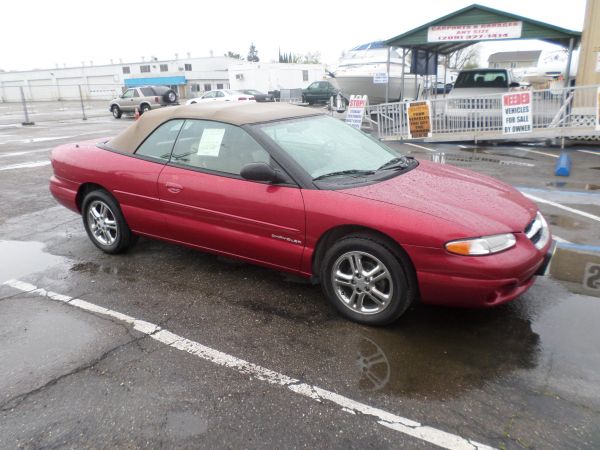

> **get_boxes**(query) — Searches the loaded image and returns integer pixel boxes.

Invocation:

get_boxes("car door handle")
[165,182,183,193]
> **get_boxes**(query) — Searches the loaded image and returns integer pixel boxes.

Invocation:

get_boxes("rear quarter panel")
[50,142,168,237]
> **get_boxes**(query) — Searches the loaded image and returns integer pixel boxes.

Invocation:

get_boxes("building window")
[216,83,224,89]
[302,70,309,81]
[160,64,168,72]
[184,63,192,71]
[192,84,201,92]
[122,66,131,74]
[140,65,151,73]
[204,83,212,91]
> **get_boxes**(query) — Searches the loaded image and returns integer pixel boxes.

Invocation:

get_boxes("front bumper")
[410,234,553,308]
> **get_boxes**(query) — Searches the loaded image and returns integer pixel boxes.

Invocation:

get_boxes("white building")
[0,58,327,102]
[228,63,326,93]
[0,56,240,102]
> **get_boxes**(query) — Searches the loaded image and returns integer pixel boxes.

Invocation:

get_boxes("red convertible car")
[50,102,552,325]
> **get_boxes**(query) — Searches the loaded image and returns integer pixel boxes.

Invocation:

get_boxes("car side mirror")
[509,81,520,88]
[240,162,284,183]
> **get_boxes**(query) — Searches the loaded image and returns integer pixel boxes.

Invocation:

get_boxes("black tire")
[111,105,122,119]
[82,190,133,254]
[320,234,415,325]
[190,101,197,104]
[140,103,151,114]
[162,89,178,104]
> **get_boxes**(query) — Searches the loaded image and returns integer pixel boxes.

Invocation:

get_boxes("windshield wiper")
[377,157,410,171]
[313,169,375,181]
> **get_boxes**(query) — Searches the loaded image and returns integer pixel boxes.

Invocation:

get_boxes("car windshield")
[454,70,508,88]
[257,115,410,180]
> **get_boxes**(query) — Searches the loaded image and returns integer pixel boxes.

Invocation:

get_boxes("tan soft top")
[107,102,323,153]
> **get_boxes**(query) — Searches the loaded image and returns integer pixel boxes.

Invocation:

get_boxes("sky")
[0,0,587,72]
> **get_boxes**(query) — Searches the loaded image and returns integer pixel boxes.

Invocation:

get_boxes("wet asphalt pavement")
[1,108,600,449]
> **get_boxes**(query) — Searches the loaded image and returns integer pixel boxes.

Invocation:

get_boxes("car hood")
[448,87,507,97]
[339,160,537,235]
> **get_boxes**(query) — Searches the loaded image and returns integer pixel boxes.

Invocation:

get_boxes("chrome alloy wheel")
[331,251,394,315]
[87,200,119,246]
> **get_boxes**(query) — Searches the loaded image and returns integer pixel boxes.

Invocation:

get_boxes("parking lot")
[1,107,600,449]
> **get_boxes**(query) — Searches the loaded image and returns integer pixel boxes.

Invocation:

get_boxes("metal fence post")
[78,85,87,121]
[20,86,34,126]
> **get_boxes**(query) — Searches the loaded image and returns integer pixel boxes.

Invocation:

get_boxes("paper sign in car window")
[196,128,225,156]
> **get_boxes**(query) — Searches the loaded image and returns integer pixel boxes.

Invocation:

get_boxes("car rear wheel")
[321,235,414,325]
[82,190,133,254]
[140,104,151,114]
[111,105,122,119]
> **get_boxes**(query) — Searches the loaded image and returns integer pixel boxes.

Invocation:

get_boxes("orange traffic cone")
[134,107,140,120]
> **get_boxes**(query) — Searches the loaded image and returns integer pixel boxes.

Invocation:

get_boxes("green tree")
[224,51,242,59]
[247,43,260,62]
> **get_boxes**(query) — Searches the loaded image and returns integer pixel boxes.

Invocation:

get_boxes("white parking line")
[2,279,494,450]
[577,150,600,156]
[0,148,52,158]
[523,192,600,223]
[405,143,437,152]
[514,147,559,158]
[0,160,50,171]
[553,235,572,244]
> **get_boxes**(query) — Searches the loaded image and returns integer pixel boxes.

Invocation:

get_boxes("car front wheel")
[111,105,122,119]
[82,190,133,254]
[321,234,415,325]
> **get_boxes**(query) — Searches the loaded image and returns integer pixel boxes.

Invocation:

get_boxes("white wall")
[228,63,325,93]
[0,57,236,102]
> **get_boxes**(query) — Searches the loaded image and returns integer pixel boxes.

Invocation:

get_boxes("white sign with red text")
[428,21,522,42]
[345,95,369,129]
[502,92,532,134]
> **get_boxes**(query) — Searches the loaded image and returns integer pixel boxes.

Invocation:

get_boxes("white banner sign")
[373,72,389,84]
[428,21,522,42]
[502,92,532,134]
[345,95,369,129]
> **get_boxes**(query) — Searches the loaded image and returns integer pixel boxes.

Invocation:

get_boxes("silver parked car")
[109,86,178,118]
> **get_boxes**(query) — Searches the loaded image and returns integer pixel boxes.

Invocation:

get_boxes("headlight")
[445,233,516,256]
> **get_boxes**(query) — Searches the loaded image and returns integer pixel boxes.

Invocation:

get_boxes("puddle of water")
[343,302,542,399]
[546,181,600,191]
[457,147,535,161]
[427,152,534,167]
[0,240,66,284]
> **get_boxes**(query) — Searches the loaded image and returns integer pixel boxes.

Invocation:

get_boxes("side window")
[202,91,214,99]
[171,120,270,175]
[135,120,184,161]
[133,89,140,97]
[216,91,225,98]
[140,87,154,96]
[122,89,135,98]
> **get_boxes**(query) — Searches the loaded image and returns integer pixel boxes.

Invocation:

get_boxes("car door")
[120,89,137,112]
[199,91,216,103]
[215,91,227,102]
[114,118,185,237]
[304,82,319,103]
[157,119,306,271]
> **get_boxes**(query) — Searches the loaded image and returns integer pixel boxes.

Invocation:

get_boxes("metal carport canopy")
[384,3,581,54]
